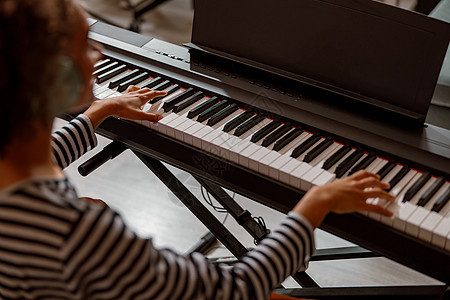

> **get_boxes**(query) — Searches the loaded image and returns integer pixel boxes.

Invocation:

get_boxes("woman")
[0,0,394,299]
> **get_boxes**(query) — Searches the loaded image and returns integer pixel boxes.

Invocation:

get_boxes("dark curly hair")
[0,0,76,156]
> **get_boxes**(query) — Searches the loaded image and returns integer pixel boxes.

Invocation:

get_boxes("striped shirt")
[0,115,315,299]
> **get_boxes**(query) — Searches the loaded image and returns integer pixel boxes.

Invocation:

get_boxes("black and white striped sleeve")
[51,114,97,169]
[64,207,315,300]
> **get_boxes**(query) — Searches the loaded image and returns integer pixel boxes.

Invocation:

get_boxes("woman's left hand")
[83,85,167,128]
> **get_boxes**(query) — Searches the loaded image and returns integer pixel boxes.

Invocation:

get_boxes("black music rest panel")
[191,0,450,122]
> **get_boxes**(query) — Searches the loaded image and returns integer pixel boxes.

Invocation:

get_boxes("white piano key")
[369,157,389,174]
[419,212,444,243]
[312,171,336,186]
[248,147,272,172]
[308,142,341,168]
[174,118,197,141]
[431,217,450,248]
[192,125,214,149]
[239,143,262,168]
[279,159,303,184]
[301,165,324,190]
[405,206,430,237]
[93,84,109,96]
[269,155,295,180]
[277,130,312,156]
[290,162,312,189]
[259,151,282,176]
[365,157,386,173]
[97,88,116,99]
[391,201,417,232]
[183,122,205,145]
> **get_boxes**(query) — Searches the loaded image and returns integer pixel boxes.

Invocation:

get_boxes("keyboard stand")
[77,140,448,299]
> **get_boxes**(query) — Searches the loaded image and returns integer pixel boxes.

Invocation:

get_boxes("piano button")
[376,160,396,180]
[207,103,238,126]
[290,163,313,189]
[223,110,253,133]
[417,176,445,207]
[348,153,376,175]
[273,128,303,152]
[172,92,205,113]
[108,69,140,89]
[152,80,172,91]
[116,72,149,92]
[197,100,228,123]
[93,61,119,77]
[261,123,292,148]
[322,144,351,170]
[303,137,333,163]
[234,115,266,137]
[97,64,127,84]
[301,165,325,190]
[162,88,195,112]
[432,186,450,212]
[138,76,162,89]
[187,97,218,119]
[431,216,450,248]
[291,134,321,159]
[93,58,112,69]
[335,149,364,178]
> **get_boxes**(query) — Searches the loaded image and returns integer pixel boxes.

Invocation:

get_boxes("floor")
[60,0,444,290]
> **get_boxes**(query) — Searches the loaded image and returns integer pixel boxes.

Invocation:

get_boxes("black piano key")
[197,100,228,123]
[335,149,364,178]
[291,134,321,159]
[273,128,302,152]
[432,187,450,212]
[223,111,253,133]
[149,83,180,104]
[403,171,431,202]
[234,115,265,137]
[251,121,280,143]
[93,61,118,76]
[376,161,396,180]
[93,58,111,70]
[138,76,162,89]
[417,176,445,206]
[348,153,376,175]
[262,123,292,147]
[96,65,127,84]
[323,145,351,170]
[152,80,171,91]
[117,72,149,92]
[207,103,238,126]
[162,87,195,112]
[187,97,218,119]
[303,137,333,163]
[173,91,204,113]
[109,69,140,89]
[387,165,410,192]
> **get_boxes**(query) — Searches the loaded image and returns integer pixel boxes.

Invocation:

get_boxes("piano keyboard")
[92,56,450,254]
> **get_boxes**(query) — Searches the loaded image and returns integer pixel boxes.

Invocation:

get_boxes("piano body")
[80,0,450,284]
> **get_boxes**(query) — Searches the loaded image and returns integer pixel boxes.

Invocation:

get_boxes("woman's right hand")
[292,170,395,228]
